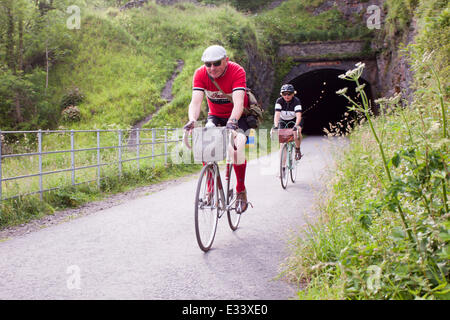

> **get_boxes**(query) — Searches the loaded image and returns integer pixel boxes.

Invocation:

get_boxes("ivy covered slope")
[283,0,449,300]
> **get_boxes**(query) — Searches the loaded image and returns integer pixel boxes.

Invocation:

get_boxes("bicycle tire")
[290,144,298,183]
[194,164,219,252]
[280,144,289,189]
[226,163,241,231]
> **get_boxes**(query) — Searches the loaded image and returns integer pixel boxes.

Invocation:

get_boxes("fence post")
[0,129,2,203]
[97,130,101,189]
[152,128,155,168]
[136,128,140,171]
[38,129,43,200]
[118,129,122,178]
[70,130,75,186]
[164,128,168,165]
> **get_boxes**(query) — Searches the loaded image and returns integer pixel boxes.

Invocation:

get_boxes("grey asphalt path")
[0,136,340,299]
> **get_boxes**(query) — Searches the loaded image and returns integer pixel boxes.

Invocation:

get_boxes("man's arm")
[274,111,281,127]
[228,89,245,121]
[295,112,302,127]
[188,90,205,122]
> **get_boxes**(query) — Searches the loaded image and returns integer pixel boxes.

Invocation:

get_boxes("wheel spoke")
[226,163,241,230]
[195,165,218,251]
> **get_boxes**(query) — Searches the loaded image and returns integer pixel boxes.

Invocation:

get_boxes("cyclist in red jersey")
[184,45,250,214]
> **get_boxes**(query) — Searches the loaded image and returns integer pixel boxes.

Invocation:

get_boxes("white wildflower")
[336,87,348,95]
[388,92,402,105]
[356,83,366,92]
[374,97,388,105]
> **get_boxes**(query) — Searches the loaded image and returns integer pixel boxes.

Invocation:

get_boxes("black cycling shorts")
[278,118,304,129]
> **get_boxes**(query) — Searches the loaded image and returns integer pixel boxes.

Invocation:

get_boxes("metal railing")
[0,128,181,202]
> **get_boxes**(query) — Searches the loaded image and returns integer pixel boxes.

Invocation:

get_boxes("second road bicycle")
[273,121,301,189]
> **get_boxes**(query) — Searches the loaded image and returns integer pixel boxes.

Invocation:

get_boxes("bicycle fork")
[216,163,238,218]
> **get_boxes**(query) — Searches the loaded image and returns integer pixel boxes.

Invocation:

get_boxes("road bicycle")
[183,127,241,252]
[273,121,300,189]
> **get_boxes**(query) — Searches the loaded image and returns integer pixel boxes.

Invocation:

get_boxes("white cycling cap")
[201,45,227,62]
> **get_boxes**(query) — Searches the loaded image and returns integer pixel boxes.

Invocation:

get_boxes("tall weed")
[284,52,449,299]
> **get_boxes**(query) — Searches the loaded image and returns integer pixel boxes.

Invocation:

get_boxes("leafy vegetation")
[282,0,449,299]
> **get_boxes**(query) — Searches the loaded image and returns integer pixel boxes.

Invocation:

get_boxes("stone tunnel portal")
[289,68,373,135]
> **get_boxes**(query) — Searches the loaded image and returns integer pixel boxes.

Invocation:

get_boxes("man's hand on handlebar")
[183,120,195,133]
[270,125,278,138]
[226,119,238,131]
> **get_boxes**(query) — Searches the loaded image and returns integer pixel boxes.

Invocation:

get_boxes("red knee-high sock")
[234,160,247,193]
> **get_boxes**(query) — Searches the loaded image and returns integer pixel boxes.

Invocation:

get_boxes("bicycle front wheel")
[280,144,289,189]
[226,163,241,231]
[290,144,298,183]
[195,164,219,252]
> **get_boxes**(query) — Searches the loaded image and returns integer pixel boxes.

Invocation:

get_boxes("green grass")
[253,0,372,48]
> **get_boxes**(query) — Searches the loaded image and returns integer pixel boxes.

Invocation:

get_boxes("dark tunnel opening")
[289,68,374,135]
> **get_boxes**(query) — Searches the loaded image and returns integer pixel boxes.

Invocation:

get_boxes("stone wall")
[241,44,275,110]
[279,40,367,59]
[374,18,417,100]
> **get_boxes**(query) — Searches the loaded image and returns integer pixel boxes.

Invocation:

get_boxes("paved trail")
[0,136,339,299]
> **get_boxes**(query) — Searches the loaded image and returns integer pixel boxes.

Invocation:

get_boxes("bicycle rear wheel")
[226,163,241,231]
[290,144,298,183]
[280,144,289,189]
[195,164,219,252]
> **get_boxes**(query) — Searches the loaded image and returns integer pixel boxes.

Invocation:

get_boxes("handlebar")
[183,130,192,149]
[182,126,237,151]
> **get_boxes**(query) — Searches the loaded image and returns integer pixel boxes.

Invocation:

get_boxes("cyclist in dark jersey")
[183,45,250,214]
[273,84,303,160]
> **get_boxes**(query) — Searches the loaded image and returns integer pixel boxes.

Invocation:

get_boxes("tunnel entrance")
[289,68,373,135]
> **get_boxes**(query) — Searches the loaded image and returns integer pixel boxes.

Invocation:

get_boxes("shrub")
[60,87,84,109]
[61,105,81,122]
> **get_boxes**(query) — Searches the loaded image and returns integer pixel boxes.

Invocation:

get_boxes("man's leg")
[231,131,247,191]
[294,127,303,160]
[229,131,248,213]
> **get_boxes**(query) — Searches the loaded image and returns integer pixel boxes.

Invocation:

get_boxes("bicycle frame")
[276,121,299,189]
[284,142,296,170]
[213,162,238,218]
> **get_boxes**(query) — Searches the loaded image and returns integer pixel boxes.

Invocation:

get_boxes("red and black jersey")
[192,61,249,118]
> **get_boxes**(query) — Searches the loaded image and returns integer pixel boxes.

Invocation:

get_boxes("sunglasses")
[204,60,222,67]
[281,92,294,96]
